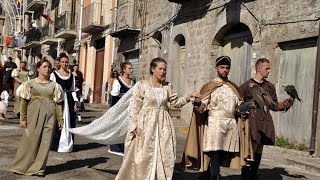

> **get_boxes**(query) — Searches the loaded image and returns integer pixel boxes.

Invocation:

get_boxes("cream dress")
[115,80,191,180]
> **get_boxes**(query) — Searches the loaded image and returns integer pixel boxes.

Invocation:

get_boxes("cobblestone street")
[1,102,320,180]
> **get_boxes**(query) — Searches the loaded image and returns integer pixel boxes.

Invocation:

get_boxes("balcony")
[82,3,108,34]
[55,12,78,39]
[26,0,46,11]
[40,23,58,45]
[168,0,189,3]
[110,1,141,38]
[22,28,41,49]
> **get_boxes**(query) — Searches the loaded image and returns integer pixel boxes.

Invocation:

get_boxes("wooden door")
[93,49,104,103]
[221,31,252,86]
[277,39,317,145]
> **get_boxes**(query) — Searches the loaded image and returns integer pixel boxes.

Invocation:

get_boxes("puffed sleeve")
[11,68,19,77]
[18,81,31,122]
[168,83,191,108]
[16,81,31,100]
[128,81,144,133]
[53,82,64,103]
[53,83,64,124]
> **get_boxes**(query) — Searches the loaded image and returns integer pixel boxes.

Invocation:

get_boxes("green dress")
[10,79,64,176]
[12,68,34,114]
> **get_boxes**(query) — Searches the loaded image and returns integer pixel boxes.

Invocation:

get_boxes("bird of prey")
[284,85,303,102]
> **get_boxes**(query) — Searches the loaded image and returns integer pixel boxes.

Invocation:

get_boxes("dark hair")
[36,59,52,77]
[255,58,270,70]
[59,53,69,60]
[59,52,67,58]
[149,57,167,75]
[120,62,132,73]
[55,57,61,61]
[8,57,12,60]
[73,59,77,64]
[20,61,27,65]
[111,70,119,78]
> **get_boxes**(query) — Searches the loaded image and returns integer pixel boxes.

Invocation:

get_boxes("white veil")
[68,84,137,145]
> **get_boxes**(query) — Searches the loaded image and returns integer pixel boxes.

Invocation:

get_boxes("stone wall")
[113,0,320,125]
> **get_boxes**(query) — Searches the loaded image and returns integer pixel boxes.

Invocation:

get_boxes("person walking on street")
[12,61,32,117]
[50,54,78,152]
[108,62,134,156]
[183,56,252,180]
[115,57,201,180]
[4,57,17,95]
[10,59,64,177]
[239,58,294,180]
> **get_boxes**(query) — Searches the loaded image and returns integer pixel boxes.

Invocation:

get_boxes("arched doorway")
[213,23,253,85]
[173,34,186,96]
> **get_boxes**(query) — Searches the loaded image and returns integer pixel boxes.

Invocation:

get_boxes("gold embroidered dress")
[10,79,64,175]
[195,77,241,153]
[115,80,191,180]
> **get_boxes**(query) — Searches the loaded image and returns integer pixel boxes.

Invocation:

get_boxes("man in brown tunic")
[239,58,294,180]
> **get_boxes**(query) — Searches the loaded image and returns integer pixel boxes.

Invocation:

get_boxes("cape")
[181,78,253,171]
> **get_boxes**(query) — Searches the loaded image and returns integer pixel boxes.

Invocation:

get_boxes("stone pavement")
[1,102,320,180]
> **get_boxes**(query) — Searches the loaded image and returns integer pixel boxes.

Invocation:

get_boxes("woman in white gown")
[115,58,200,180]
[70,57,200,180]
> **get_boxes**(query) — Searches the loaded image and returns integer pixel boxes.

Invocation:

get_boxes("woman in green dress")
[10,59,64,177]
[11,61,33,117]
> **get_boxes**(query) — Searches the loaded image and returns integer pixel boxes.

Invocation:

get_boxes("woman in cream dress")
[115,58,200,180]
[10,59,64,177]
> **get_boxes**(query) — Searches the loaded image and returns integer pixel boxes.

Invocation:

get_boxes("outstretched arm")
[168,84,200,108]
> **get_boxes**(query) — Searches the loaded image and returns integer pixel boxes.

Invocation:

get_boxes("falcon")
[284,85,302,102]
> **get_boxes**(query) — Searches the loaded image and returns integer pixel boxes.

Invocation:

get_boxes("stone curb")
[285,158,320,176]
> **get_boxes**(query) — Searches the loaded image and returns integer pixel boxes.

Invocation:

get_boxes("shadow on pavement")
[46,157,109,175]
[73,143,105,152]
[93,168,119,175]
[81,116,97,119]
[173,162,201,180]
[224,167,307,180]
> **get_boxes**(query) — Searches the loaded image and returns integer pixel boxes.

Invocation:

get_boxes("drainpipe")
[310,26,320,154]
[78,0,83,63]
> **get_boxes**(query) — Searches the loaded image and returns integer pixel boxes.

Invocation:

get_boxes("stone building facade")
[111,0,320,153]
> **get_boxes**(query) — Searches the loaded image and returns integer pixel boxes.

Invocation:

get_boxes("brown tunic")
[239,79,279,145]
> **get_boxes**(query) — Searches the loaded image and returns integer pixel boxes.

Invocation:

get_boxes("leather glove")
[283,97,294,108]
[277,97,294,111]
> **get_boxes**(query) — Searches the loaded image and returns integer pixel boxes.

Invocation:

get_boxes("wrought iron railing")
[25,28,41,43]
[82,3,107,28]
[40,23,49,40]
[40,22,55,40]
[55,11,78,33]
